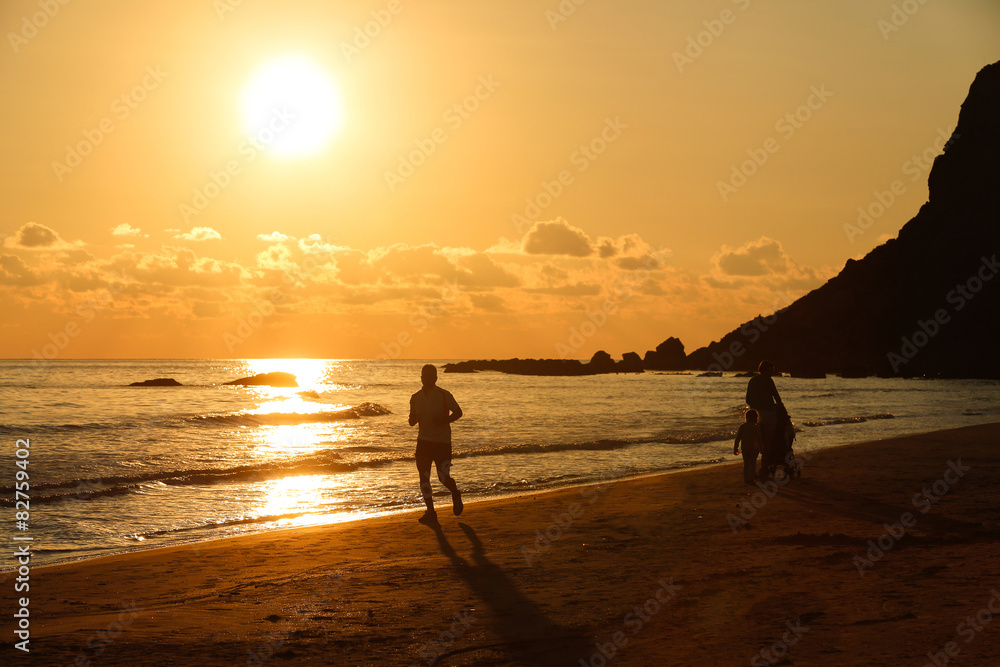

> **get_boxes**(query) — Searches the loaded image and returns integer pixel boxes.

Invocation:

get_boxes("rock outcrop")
[443,351,644,376]
[223,372,298,387]
[129,378,182,387]
[642,338,686,370]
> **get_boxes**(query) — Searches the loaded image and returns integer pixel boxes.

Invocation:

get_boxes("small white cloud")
[111,223,146,237]
[257,231,290,243]
[174,227,222,242]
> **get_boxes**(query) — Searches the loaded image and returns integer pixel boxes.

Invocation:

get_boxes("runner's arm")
[408,396,419,426]
[445,392,462,423]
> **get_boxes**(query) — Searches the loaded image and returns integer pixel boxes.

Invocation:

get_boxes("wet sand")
[5,422,1000,665]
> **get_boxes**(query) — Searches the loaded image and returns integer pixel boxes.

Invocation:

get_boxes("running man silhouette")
[409,364,463,524]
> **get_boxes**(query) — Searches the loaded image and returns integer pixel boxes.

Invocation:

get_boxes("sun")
[241,55,344,158]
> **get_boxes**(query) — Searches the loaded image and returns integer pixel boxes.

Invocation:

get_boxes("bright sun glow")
[247,358,330,388]
[241,55,343,158]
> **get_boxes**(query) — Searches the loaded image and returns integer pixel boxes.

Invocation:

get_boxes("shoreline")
[6,422,1000,665]
[13,418,995,573]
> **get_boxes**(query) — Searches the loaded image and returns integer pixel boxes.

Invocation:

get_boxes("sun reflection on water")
[258,474,330,522]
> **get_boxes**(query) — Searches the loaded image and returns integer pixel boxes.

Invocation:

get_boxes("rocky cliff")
[684,61,1000,378]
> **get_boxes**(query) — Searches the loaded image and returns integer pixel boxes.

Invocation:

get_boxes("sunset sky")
[2,0,997,360]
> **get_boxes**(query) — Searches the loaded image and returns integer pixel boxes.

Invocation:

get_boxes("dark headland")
[447,61,1000,380]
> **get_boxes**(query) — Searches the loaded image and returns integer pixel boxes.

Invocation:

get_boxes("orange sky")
[1,0,998,360]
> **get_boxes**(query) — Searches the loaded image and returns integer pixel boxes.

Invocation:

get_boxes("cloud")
[616,254,661,271]
[522,219,594,257]
[1,218,682,326]
[111,223,146,238]
[4,222,69,249]
[192,301,223,318]
[470,293,508,312]
[714,237,789,276]
[452,252,520,289]
[298,234,343,255]
[705,237,831,290]
[174,227,222,242]
[525,283,602,296]
[257,231,290,243]
[0,254,43,286]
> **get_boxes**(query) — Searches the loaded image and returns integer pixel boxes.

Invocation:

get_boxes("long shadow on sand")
[777,477,1000,540]
[425,520,590,665]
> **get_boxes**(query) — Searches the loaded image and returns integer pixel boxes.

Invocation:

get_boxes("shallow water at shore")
[1,358,998,567]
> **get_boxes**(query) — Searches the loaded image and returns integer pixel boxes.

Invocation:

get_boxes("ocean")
[1,359,998,568]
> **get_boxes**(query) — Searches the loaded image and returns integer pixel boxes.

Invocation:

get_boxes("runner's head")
[421,364,437,387]
[758,360,774,377]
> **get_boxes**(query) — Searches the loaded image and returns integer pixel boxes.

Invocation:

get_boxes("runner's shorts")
[415,439,452,464]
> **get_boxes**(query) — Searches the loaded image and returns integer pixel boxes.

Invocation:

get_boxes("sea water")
[1,358,997,567]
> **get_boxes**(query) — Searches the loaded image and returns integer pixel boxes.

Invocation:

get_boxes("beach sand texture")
[5,422,1000,666]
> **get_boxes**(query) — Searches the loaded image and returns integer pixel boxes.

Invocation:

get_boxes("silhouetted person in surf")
[409,364,463,524]
[745,360,783,477]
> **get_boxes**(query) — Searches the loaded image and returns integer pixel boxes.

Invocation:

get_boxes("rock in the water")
[643,337,687,370]
[223,372,298,387]
[129,378,182,387]
[619,352,644,373]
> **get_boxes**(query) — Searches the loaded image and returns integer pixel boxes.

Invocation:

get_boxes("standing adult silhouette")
[745,360,783,473]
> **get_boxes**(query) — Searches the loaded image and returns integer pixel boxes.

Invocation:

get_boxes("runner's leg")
[435,459,457,493]
[435,458,463,515]
[416,453,434,511]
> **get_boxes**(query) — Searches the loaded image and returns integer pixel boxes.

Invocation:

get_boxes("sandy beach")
[6,422,1000,666]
